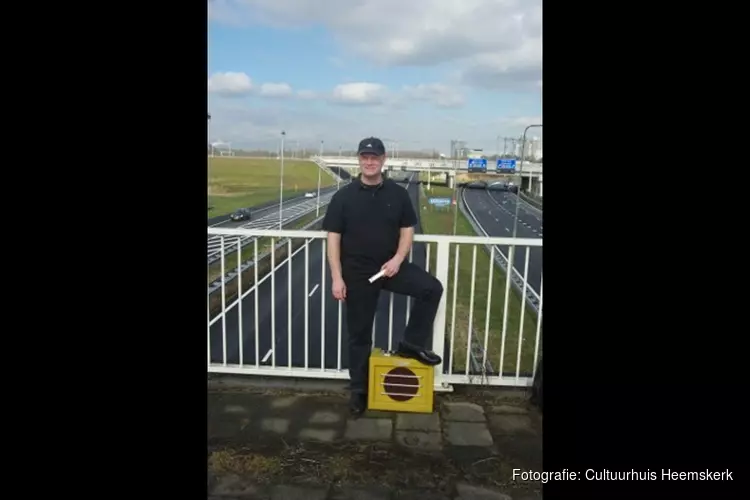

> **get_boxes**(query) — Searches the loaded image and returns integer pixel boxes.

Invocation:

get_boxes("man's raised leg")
[381,261,443,365]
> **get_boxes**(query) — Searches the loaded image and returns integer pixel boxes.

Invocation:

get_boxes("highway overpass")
[315,156,543,197]
[315,156,542,176]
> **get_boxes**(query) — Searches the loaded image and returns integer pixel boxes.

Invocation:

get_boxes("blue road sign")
[496,158,516,173]
[429,197,451,206]
[467,158,487,172]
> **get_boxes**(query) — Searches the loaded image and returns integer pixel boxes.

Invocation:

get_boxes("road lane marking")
[308,284,320,297]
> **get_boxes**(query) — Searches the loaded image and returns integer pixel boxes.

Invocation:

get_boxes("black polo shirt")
[322,177,418,274]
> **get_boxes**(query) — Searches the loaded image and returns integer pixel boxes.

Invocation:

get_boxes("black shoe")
[396,340,442,366]
[349,392,366,417]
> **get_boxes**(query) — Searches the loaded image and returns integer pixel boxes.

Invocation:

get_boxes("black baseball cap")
[357,137,386,155]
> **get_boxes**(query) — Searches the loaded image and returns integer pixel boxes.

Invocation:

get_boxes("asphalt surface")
[209,175,430,370]
[462,188,543,296]
[208,185,340,228]
[207,191,337,265]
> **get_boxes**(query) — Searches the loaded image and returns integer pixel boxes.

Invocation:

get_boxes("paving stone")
[454,483,512,500]
[443,402,486,422]
[271,396,298,408]
[309,410,341,424]
[444,422,494,447]
[490,404,528,415]
[223,404,251,415]
[209,417,245,439]
[489,414,536,435]
[299,427,337,442]
[330,485,391,499]
[363,409,393,418]
[492,435,542,470]
[270,484,328,500]
[395,430,442,451]
[396,412,441,432]
[445,444,497,464]
[261,417,290,434]
[238,417,251,431]
[344,418,393,440]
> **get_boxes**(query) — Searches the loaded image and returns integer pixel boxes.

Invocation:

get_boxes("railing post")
[431,239,451,391]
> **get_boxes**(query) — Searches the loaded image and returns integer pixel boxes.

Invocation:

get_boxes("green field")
[418,184,540,377]
[208,157,336,217]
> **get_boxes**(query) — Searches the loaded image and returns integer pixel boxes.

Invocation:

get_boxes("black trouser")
[343,262,444,394]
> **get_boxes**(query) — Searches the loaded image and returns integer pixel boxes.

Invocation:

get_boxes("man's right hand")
[332,278,347,301]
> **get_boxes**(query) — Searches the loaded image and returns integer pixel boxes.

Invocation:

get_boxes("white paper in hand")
[368,270,385,283]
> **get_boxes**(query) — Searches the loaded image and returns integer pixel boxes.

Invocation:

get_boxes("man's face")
[358,152,385,177]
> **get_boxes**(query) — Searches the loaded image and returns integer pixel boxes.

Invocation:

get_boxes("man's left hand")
[381,255,404,278]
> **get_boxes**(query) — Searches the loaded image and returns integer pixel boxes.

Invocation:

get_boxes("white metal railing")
[207,192,335,266]
[311,156,346,184]
[461,189,541,312]
[207,226,543,390]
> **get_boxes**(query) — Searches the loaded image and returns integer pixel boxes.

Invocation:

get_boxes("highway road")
[462,188,543,296]
[208,185,340,228]
[207,190,340,265]
[209,175,431,370]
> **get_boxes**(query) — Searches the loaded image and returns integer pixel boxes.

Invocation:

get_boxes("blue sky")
[208,0,542,155]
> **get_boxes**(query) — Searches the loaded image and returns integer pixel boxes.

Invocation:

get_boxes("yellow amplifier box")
[367,347,434,413]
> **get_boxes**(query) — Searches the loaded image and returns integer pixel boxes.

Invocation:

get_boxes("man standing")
[322,137,444,416]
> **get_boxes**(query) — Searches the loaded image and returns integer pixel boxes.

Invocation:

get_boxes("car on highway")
[230,208,252,221]
[304,192,316,198]
[487,181,508,191]
[465,181,487,189]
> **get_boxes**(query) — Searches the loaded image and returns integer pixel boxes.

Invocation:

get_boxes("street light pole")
[316,141,322,217]
[452,141,459,235]
[512,124,542,239]
[207,113,212,210]
[279,130,286,229]
[448,139,464,235]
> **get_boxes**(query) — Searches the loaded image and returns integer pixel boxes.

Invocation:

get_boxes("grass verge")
[208,207,327,319]
[207,442,536,495]
[418,184,540,377]
[208,157,336,217]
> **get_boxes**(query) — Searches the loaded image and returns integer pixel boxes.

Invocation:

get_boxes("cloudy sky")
[208,0,542,155]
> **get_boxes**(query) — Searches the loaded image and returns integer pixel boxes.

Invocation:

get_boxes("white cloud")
[208,71,253,96]
[259,82,293,97]
[207,71,464,110]
[210,0,542,90]
[459,35,542,90]
[402,84,465,108]
[330,82,387,105]
[208,95,540,154]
